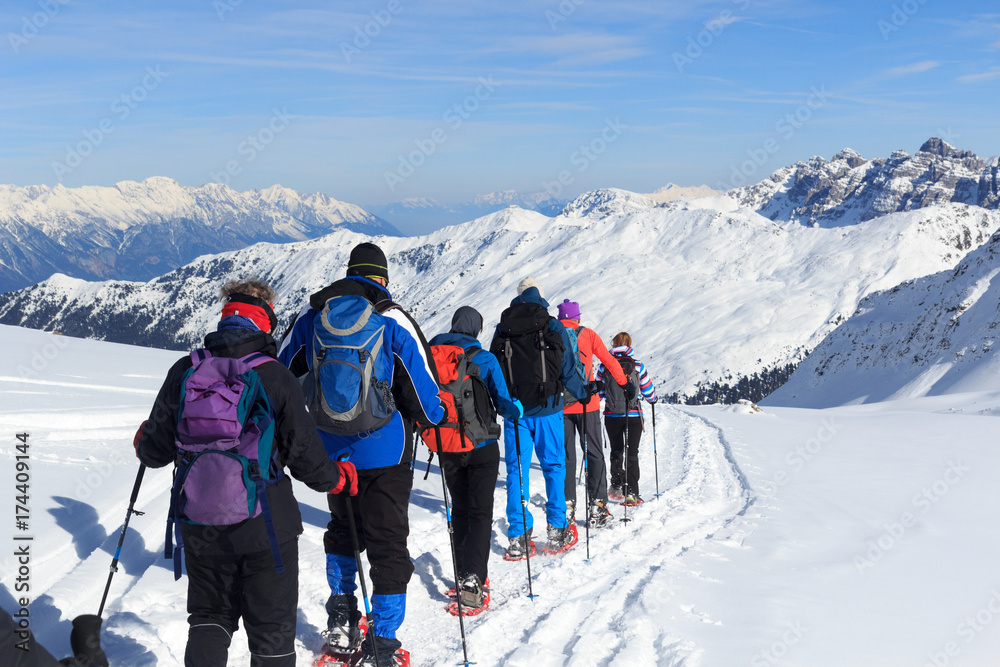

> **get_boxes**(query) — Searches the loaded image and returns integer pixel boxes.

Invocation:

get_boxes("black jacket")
[137,327,342,555]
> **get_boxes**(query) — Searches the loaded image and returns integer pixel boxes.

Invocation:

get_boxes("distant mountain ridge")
[729,138,1000,226]
[370,190,567,234]
[0,177,396,293]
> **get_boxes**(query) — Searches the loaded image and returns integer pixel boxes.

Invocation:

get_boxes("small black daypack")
[604,354,641,415]
[490,302,565,409]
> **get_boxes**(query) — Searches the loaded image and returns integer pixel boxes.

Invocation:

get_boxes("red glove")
[330,461,358,496]
[133,420,147,458]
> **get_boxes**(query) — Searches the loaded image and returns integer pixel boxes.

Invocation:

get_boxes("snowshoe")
[503,529,536,561]
[589,499,613,528]
[542,523,579,556]
[623,494,644,507]
[312,617,369,667]
[608,485,625,501]
[358,648,411,667]
[445,574,490,616]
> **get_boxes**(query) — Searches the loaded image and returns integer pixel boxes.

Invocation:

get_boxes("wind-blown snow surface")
[3,191,999,400]
[4,326,1000,666]
[768,225,1000,408]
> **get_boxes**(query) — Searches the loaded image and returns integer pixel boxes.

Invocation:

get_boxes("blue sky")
[2,0,998,225]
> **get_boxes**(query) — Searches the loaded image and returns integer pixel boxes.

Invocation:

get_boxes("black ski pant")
[325,461,414,596]
[563,410,608,507]
[185,538,298,667]
[605,416,643,497]
[440,442,500,584]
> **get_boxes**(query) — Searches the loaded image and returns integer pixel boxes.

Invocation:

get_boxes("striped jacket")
[597,345,657,417]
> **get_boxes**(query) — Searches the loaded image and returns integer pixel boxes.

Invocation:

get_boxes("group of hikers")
[91,242,657,666]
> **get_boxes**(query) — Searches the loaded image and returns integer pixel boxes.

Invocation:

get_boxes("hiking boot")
[589,499,613,528]
[504,528,534,560]
[544,523,579,554]
[322,595,362,652]
[566,499,576,523]
[623,494,643,507]
[359,635,406,667]
[609,485,624,501]
[457,573,486,609]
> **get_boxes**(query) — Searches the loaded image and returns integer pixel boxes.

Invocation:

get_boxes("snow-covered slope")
[370,190,567,234]
[730,138,1000,226]
[0,178,396,292]
[5,325,1000,665]
[643,183,721,203]
[767,223,1000,408]
[2,190,998,402]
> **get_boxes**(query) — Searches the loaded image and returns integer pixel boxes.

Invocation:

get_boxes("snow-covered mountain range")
[0,178,396,292]
[730,138,1000,226]
[370,190,567,235]
[2,179,997,401]
[768,222,1000,408]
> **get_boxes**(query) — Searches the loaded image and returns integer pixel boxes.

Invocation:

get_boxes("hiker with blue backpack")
[277,242,444,667]
[134,279,357,667]
[421,306,523,616]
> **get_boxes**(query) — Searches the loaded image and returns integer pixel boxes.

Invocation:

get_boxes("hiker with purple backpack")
[135,279,357,667]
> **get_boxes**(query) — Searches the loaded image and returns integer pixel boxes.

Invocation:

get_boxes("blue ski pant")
[504,412,568,538]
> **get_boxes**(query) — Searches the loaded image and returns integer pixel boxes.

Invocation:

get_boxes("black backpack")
[491,302,565,409]
[604,354,640,414]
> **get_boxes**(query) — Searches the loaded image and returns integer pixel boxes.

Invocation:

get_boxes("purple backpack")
[165,349,284,579]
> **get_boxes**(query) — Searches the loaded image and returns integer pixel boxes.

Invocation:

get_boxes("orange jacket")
[561,319,627,414]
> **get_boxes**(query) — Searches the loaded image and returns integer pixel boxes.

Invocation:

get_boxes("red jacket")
[560,319,627,414]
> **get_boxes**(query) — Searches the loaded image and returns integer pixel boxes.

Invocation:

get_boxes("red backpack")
[419,345,500,453]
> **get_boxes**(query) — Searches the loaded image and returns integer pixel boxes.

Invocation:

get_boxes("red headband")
[221,301,273,332]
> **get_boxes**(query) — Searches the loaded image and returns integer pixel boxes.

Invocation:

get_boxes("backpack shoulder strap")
[241,352,275,369]
[190,349,211,364]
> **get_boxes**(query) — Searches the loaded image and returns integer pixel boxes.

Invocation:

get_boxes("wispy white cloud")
[958,67,1000,83]
[883,61,940,77]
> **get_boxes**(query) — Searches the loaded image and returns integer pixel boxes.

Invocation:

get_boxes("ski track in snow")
[13,405,749,666]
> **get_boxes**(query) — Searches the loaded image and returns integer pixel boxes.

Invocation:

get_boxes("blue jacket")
[491,287,588,418]
[278,276,445,469]
[428,332,521,439]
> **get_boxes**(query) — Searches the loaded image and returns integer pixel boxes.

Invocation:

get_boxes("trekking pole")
[652,403,661,499]
[578,458,585,485]
[98,464,145,618]
[512,418,536,599]
[621,415,631,524]
[581,414,591,561]
[434,426,472,666]
[340,457,380,667]
[97,463,146,618]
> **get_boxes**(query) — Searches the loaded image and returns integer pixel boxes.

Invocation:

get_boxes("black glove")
[69,615,109,667]
[622,381,638,401]
[586,381,601,399]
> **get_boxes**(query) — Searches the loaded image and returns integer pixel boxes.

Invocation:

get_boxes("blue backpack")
[561,324,588,407]
[303,294,396,435]
[165,350,285,579]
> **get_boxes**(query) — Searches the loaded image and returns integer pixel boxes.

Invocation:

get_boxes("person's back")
[556,299,628,527]
[136,279,353,667]
[425,306,521,614]
[490,278,587,559]
[277,243,444,667]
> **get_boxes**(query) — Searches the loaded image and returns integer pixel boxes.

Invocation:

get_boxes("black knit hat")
[346,242,389,284]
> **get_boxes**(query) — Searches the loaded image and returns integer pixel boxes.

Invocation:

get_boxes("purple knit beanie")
[557,299,581,321]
